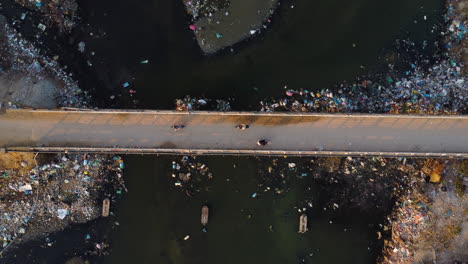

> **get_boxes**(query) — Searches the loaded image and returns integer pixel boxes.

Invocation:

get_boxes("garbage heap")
[260,0,467,115]
[175,96,231,111]
[0,153,126,250]
[259,57,466,114]
[381,190,430,264]
[14,0,79,31]
[380,160,467,264]
[170,156,213,196]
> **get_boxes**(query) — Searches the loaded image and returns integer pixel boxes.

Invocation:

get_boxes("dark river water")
[75,0,444,109]
[1,0,444,263]
[104,156,380,264]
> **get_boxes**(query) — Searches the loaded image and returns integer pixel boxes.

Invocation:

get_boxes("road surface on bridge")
[0,109,467,157]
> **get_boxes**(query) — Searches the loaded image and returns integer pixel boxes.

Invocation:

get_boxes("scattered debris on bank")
[170,156,213,196]
[14,0,78,31]
[0,153,126,252]
[0,17,90,108]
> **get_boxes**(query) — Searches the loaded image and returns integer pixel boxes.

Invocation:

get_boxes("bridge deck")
[0,109,467,157]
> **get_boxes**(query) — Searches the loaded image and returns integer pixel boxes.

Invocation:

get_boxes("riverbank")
[0,8,125,260]
[0,15,90,109]
[0,153,126,255]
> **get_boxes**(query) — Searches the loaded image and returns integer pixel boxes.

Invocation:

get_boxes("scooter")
[171,125,186,131]
[235,124,250,130]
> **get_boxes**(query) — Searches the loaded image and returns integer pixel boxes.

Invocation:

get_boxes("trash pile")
[381,159,467,264]
[259,0,467,115]
[14,0,78,31]
[175,96,231,111]
[170,156,213,196]
[381,190,430,264]
[182,0,230,20]
[0,21,91,108]
[259,59,466,114]
[215,99,231,111]
[175,96,209,111]
[0,153,126,251]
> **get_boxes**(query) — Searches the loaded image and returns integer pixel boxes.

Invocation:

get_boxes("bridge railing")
[3,147,467,158]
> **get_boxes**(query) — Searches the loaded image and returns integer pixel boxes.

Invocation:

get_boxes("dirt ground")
[0,152,35,172]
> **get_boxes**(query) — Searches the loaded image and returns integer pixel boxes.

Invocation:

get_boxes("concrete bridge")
[0,109,467,157]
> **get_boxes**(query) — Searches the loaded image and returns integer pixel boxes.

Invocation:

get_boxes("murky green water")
[104,156,378,264]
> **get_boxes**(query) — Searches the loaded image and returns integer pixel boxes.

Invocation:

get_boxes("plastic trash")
[189,25,197,31]
[19,184,32,192]
[38,23,46,31]
[78,42,86,53]
[57,209,68,219]
[251,193,257,198]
